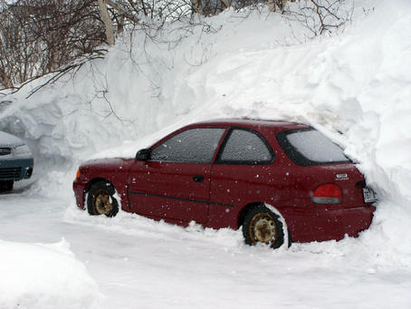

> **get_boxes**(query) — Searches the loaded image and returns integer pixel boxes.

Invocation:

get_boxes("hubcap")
[94,191,113,215]
[250,213,277,244]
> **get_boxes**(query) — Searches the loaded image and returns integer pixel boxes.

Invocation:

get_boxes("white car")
[0,131,33,191]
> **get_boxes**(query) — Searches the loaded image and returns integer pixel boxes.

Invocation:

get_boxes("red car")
[73,119,376,248]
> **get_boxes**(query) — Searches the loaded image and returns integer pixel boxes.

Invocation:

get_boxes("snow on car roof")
[188,118,310,130]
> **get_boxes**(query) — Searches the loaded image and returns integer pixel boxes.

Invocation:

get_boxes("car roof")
[188,118,310,131]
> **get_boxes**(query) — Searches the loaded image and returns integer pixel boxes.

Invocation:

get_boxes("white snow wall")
[0,0,410,264]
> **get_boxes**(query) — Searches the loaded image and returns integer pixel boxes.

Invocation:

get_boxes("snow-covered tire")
[87,181,119,217]
[242,205,285,249]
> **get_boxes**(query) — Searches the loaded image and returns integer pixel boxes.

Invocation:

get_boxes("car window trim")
[214,127,275,165]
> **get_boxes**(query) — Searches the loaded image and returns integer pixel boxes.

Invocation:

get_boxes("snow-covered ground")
[1,189,410,309]
[1,0,411,307]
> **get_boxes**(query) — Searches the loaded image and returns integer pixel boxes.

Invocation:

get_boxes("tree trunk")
[97,0,115,46]
[191,0,203,15]
[268,0,276,12]
[269,0,291,12]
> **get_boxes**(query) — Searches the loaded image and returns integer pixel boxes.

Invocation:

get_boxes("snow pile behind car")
[0,0,410,269]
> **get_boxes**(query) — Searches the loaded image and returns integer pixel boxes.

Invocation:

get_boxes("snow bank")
[0,0,410,264]
[0,5,311,173]
[0,239,101,309]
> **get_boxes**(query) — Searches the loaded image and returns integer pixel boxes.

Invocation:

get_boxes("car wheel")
[242,205,285,249]
[87,181,119,217]
[0,181,14,192]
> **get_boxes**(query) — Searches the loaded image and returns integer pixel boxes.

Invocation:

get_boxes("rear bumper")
[73,178,86,210]
[286,205,376,243]
[0,158,33,181]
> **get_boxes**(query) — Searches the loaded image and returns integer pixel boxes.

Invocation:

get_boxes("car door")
[208,128,277,229]
[128,127,226,224]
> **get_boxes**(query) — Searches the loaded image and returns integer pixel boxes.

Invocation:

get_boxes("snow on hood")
[0,130,24,147]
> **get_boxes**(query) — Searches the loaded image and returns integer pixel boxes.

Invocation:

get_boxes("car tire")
[0,181,13,192]
[87,181,119,217]
[242,205,285,249]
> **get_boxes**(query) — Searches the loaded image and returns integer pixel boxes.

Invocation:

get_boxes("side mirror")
[136,149,150,161]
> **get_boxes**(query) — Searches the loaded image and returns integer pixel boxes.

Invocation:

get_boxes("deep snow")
[1,192,410,309]
[0,236,101,309]
[1,0,411,307]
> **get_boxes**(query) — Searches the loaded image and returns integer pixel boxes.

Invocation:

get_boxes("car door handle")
[193,175,205,182]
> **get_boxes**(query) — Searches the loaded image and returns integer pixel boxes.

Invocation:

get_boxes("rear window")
[277,129,351,166]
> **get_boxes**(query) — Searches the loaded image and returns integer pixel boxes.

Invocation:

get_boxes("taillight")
[76,169,81,179]
[311,184,341,204]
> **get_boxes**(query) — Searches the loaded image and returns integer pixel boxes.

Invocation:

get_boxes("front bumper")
[0,158,34,181]
[73,178,87,210]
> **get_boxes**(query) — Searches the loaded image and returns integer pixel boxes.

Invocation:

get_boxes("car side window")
[150,128,225,163]
[217,129,273,164]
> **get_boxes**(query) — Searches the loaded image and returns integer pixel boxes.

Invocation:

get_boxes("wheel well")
[84,178,111,193]
[237,202,263,229]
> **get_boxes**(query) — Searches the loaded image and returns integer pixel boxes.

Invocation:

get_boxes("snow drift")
[0,239,101,309]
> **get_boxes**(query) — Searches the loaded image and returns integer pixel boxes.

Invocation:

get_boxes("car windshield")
[277,129,351,166]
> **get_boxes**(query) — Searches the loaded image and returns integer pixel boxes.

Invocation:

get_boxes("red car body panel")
[128,161,212,224]
[73,119,375,243]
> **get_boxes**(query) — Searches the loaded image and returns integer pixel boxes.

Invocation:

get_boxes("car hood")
[79,157,134,171]
[0,131,24,147]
